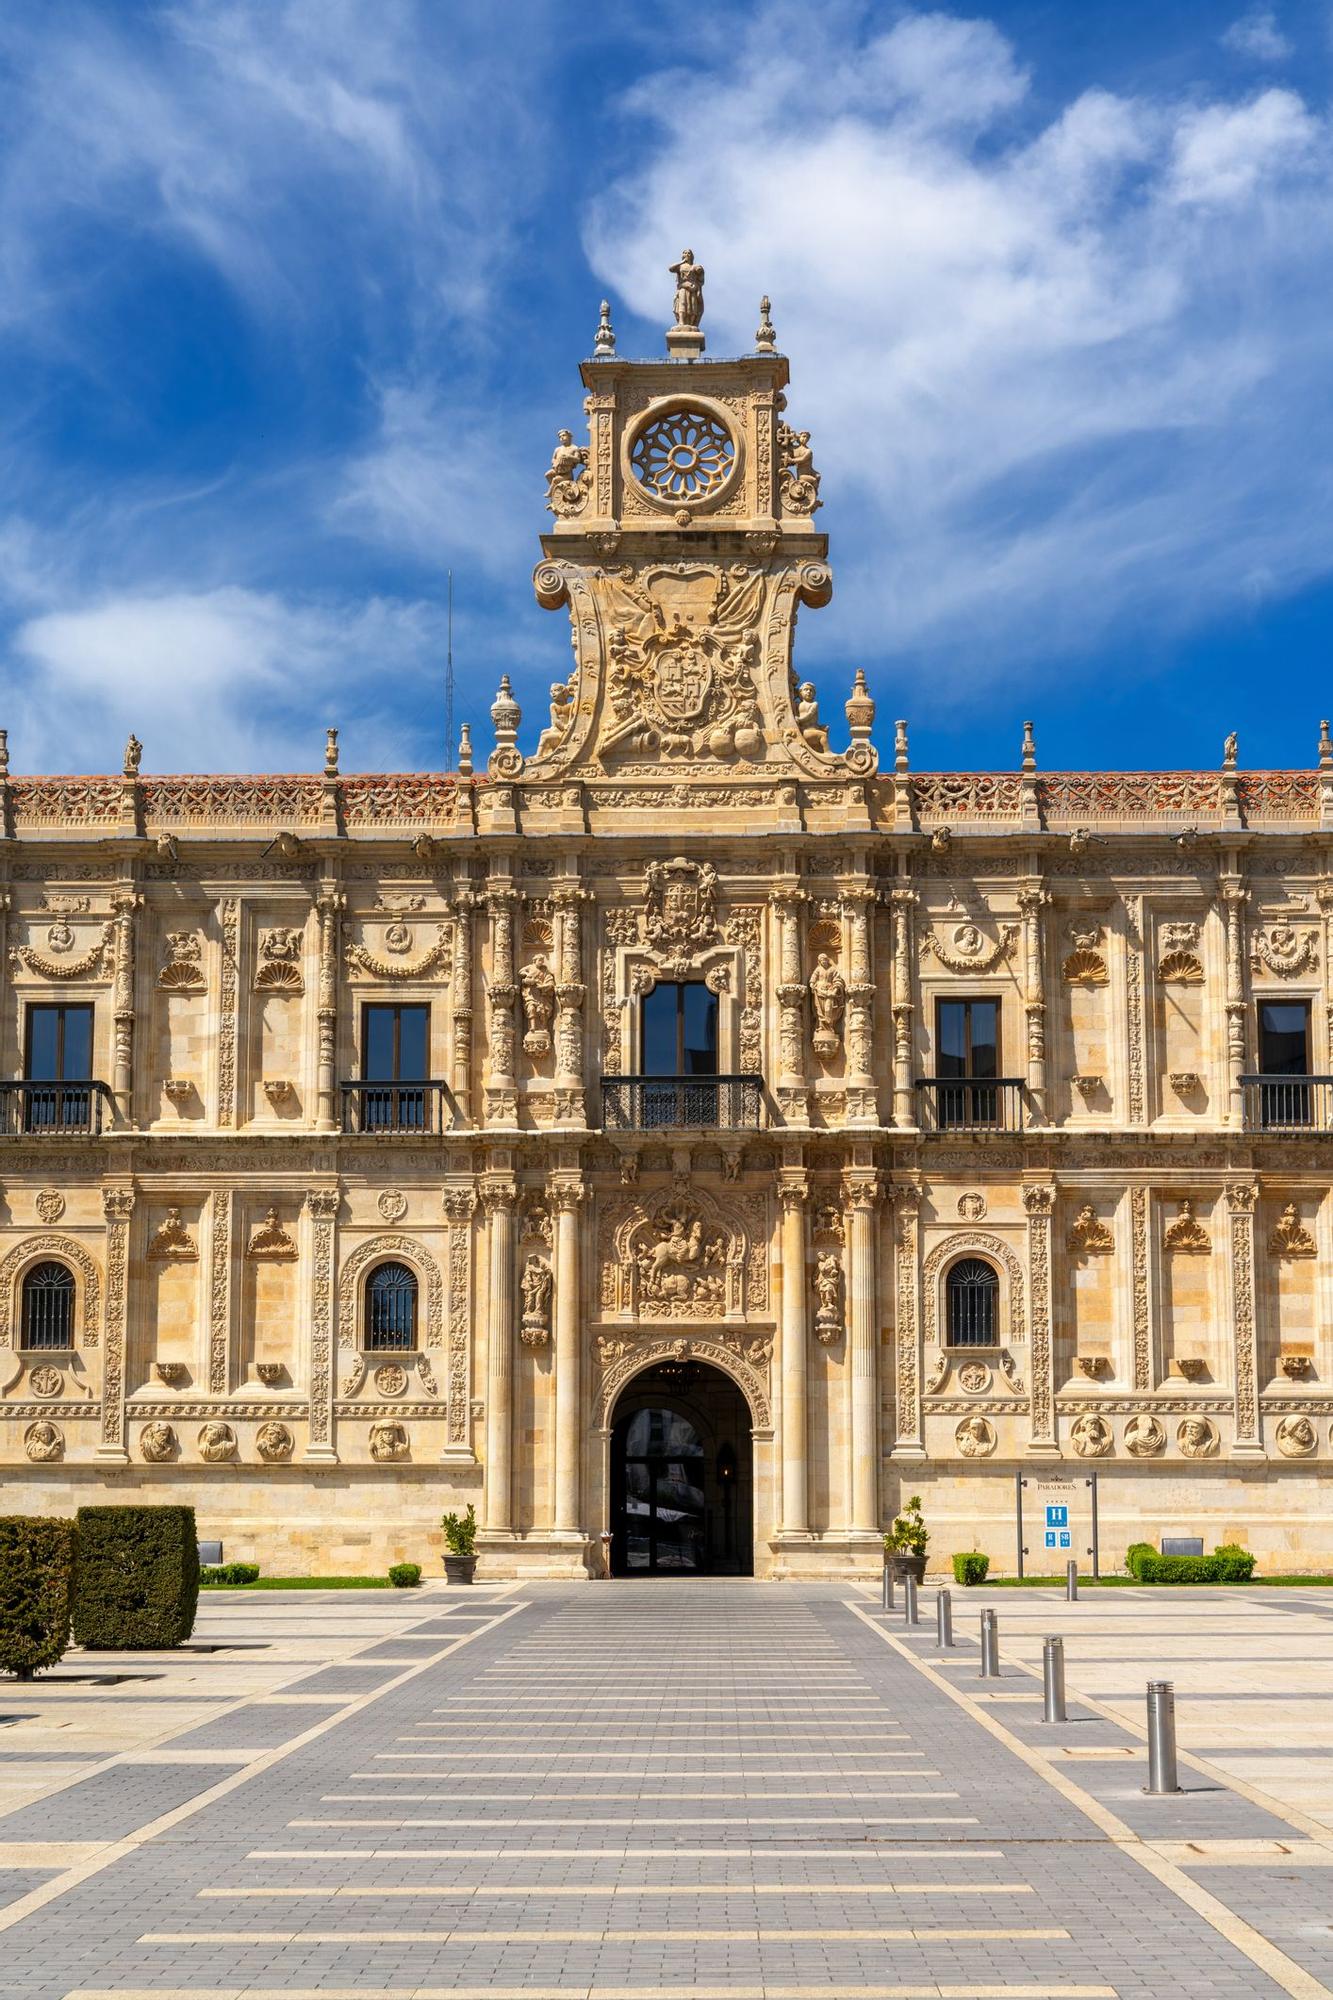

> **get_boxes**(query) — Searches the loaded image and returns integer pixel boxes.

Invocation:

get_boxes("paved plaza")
[1,1582,1333,1999]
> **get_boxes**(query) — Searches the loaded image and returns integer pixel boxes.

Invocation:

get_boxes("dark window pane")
[642,984,678,1076]
[366,1260,417,1349]
[397,1006,429,1081]
[364,1006,396,1079]
[937,1001,966,1077]
[947,1258,998,1346]
[23,1261,75,1349]
[681,984,718,1075]
[1259,1001,1309,1076]
[27,1007,60,1078]
[968,1001,999,1079]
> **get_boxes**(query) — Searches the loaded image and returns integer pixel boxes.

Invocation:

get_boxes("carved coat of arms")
[600,565,767,764]
[644,857,718,972]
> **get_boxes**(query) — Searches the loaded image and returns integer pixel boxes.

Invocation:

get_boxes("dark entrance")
[609,1360,753,1576]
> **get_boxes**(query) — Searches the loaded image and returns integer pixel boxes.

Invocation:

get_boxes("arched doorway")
[609,1360,754,1576]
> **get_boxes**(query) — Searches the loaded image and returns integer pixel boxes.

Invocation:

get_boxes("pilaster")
[484,884,519,1126]
[1228,1179,1264,1458]
[96,1184,135,1462]
[890,1181,924,1458]
[1018,883,1048,1125]
[889,886,917,1129]
[304,1184,340,1462]
[481,1176,518,1532]
[842,1168,881,1534]
[1221,874,1250,1130]
[1023,1182,1059,1457]
[549,1176,586,1539]
[777,1168,809,1536]
[314,891,343,1134]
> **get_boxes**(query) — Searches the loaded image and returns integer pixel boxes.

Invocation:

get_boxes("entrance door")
[608,1361,754,1576]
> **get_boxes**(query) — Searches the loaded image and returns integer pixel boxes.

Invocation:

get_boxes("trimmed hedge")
[952,1552,990,1586]
[72,1505,199,1649]
[200,1562,260,1586]
[0,1516,77,1679]
[1126,1540,1256,1584]
[388,1562,422,1588]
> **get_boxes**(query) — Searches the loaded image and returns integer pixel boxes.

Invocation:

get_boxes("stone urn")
[443,1553,478,1586]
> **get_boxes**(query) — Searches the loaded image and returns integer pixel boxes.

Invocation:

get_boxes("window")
[1257,999,1312,1128]
[946,1258,998,1347]
[365,1261,417,1351]
[935,998,1000,1127]
[22,1261,75,1350]
[24,1004,93,1133]
[361,1004,429,1131]
[641,982,718,1076]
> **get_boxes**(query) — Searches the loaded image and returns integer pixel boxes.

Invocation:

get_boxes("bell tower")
[498,258,877,807]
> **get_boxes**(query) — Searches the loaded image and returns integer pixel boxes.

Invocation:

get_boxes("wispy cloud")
[1222,9,1292,62]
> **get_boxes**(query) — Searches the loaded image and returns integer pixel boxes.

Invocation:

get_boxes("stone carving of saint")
[1070,1412,1113,1458]
[198,1421,237,1463]
[369,1420,409,1462]
[140,1421,177,1463]
[520,1254,553,1346]
[813,1250,842,1342]
[255,1421,294,1462]
[669,248,705,328]
[808,952,846,1060]
[1275,1414,1317,1458]
[520,954,557,1058]
[794,681,828,751]
[955,1414,996,1458]
[1124,1414,1165,1457]
[778,424,822,515]
[24,1418,63,1463]
[545,428,589,518]
[123,733,142,777]
[1177,1415,1218,1459]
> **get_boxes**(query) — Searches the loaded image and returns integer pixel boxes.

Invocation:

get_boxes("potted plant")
[884,1494,929,1583]
[441,1504,478,1585]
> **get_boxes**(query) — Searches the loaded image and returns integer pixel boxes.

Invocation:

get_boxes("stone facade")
[3,275,1333,1576]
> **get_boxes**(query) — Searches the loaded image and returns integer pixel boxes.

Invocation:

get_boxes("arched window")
[366,1261,417,1351]
[946,1258,998,1347]
[22,1261,75,1350]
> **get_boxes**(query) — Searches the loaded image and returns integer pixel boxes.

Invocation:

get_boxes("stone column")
[843,1170,881,1535]
[207,1186,233,1394]
[843,886,876,1126]
[96,1184,134,1462]
[550,1178,585,1537]
[1228,1179,1263,1458]
[1023,1183,1058,1456]
[110,891,139,1125]
[771,889,808,1123]
[553,886,587,1126]
[1129,1185,1153,1391]
[315,893,342,1134]
[485,888,518,1126]
[889,887,917,1128]
[1317,880,1333,1068]
[778,1171,809,1536]
[481,1178,517,1531]
[305,1184,340,1462]
[450,887,476,1123]
[1221,877,1249,1130]
[890,1182,924,1458]
[1019,885,1048,1124]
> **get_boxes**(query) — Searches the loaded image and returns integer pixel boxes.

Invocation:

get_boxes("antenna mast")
[445,570,455,770]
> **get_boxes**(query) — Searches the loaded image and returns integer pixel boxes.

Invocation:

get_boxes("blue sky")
[2,0,1332,776]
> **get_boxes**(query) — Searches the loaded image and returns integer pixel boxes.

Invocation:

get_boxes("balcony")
[0,1080,112,1135]
[340,1081,454,1135]
[915,1077,1025,1134]
[1241,1075,1333,1133]
[601,1074,763,1132]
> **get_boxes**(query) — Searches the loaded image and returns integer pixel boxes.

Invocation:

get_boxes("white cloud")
[585,8,1333,703]
[1222,10,1292,62]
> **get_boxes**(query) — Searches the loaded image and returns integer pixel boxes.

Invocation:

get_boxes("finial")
[122,732,142,779]
[457,721,474,777]
[845,667,875,748]
[755,295,775,352]
[1021,720,1037,772]
[894,718,910,774]
[1321,720,1333,770]
[1223,729,1238,769]
[0,729,9,776]
[324,727,339,778]
[594,299,615,357]
[666,248,706,356]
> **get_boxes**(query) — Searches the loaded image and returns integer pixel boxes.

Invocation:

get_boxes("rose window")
[630,408,735,503]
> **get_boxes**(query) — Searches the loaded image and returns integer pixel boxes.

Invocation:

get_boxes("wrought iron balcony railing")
[915,1077,1025,1133]
[1241,1075,1333,1132]
[601,1074,763,1132]
[0,1080,112,1136]
[340,1081,454,1135]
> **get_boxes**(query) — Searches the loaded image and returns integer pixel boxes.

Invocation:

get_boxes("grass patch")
[936,1573,1333,1588]
[199,1575,396,1590]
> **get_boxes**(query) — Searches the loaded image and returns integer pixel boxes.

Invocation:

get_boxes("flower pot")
[889,1552,926,1584]
[443,1554,477,1585]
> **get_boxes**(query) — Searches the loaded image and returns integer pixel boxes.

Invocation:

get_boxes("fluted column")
[843,1171,880,1536]
[482,1178,517,1531]
[1019,885,1048,1124]
[1228,1179,1263,1458]
[450,889,476,1123]
[485,887,518,1125]
[315,892,342,1133]
[843,885,876,1126]
[1222,877,1249,1129]
[889,887,917,1128]
[778,1171,809,1535]
[550,1178,585,1536]
[553,885,587,1126]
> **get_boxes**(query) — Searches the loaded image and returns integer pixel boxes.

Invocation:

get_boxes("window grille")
[22,1261,75,1350]
[946,1258,998,1347]
[365,1261,418,1351]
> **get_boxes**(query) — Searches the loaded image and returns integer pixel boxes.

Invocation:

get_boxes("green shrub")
[388,1562,422,1588]
[1133,1544,1257,1584]
[199,1562,260,1586]
[1213,1543,1257,1582]
[0,1516,77,1679]
[441,1504,477,1557]
[952,1552,990,1586]
[72,1506,199,1649]
[1125,1542,1155,1579]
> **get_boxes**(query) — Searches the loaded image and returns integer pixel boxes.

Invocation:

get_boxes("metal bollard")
[1145,1680,1181,1794]
[1066,1559,1078,1602]
[903,1573,919,1626]
[979,1607,1000,1678]
[936,1588,954,1648]
[1042,1636,1067,1723]
[881,1562,894,1612]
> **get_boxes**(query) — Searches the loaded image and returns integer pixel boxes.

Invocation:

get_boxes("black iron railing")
[1241,1075,1333,1132]
[601,1074,763,1131]
[340,1080,453,1135]
[915,1077,1025,1133]
[0,1080,111,1136]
